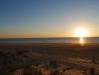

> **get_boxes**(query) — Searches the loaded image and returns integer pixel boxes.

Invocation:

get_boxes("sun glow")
[74,27,88,37]
[74,27,88,45]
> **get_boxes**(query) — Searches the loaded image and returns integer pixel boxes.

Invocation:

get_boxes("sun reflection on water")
[79,37,85,46]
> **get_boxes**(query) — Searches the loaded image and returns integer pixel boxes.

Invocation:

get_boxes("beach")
[0,43,99,75]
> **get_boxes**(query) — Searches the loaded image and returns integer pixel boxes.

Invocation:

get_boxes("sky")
[0,0,99,38]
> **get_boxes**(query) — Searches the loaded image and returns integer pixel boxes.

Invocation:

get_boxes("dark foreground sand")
[0,43,99,75]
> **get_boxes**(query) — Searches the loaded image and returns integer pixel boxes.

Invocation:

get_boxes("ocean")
[0,37,99,43]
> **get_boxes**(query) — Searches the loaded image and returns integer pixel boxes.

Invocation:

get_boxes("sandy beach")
[0,43,99,75]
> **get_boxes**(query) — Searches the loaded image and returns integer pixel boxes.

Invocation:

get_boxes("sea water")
[0,37,99,43]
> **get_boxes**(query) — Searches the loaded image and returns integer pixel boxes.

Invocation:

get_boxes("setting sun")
[74,27,88,45]
[74,27,88,37]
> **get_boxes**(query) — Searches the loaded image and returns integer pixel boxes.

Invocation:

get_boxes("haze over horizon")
[1,0,99,38]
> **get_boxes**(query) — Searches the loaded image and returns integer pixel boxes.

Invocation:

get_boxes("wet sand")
[0,42,99,57]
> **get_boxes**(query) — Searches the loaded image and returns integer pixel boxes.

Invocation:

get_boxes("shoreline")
[0,42,98,46]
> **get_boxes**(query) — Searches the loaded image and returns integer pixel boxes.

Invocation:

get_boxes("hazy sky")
[0,0,99,38]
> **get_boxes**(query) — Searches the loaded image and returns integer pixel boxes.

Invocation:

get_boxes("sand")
[0,43,99,75]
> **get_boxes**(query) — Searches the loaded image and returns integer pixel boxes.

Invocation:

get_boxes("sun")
[74,27,88,45]
[74,27,88,37]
